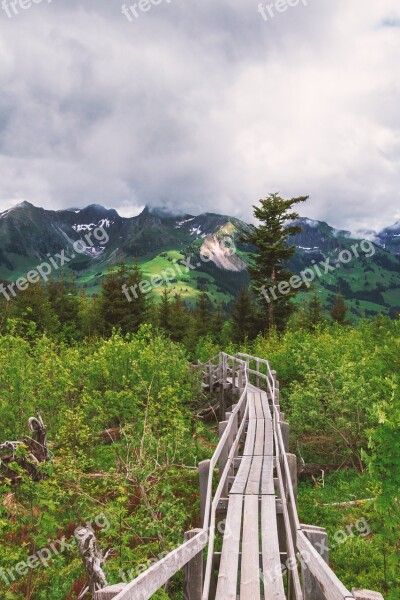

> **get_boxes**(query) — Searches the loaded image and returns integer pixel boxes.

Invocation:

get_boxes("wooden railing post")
[199,460,211,527]
[256,358,260,388]
[209,361,214,391]
[219,421,229,496]
[281,421,290,453]
[184,529,203,600]
[301,526,329,600]
[232,358,236,389]
[286,453,298,504]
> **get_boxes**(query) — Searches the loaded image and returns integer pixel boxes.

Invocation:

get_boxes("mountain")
[375,221,400,255]
[0,202,399,318]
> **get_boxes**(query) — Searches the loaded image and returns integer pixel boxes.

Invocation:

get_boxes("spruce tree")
[195,291,213,337]
[330,293,349,325]
[158,286,171,333]
[242,193,308,331]
[100,262,148,335]
[231,287,256,343]
[169,295,189,342]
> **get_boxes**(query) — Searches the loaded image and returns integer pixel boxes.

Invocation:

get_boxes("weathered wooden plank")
[260,391,272,420]
[240,495,261,599]
[261,496,286,600]
[264,418,274,455]
[230,455,252,494]
[215,494,243,600]
[184,530,203,600]
[243,417,256,456]
[255,392,264,419]
[111,530,207,600]
[297,530,353,600]
[248,392,256,420]
[246,455,263,495]
[261,455,275,495]
[254,419,265,456]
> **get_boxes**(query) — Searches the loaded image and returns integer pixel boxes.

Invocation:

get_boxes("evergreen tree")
[47,275,80,340]
[169,295,190,343]
[100,263,148,335]
[242,193,308,331]
[293,290,324,331]
[158,286,171,332]
[211,303,224,342]
[330,293,349,325]
[195,291,213,337]
[231,287,256,343]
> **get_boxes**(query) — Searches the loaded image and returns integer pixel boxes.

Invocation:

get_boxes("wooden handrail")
[102,352,370,600]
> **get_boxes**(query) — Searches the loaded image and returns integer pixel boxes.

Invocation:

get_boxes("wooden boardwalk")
[96,353,383,600]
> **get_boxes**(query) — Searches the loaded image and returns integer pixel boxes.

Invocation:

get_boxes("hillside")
[0,202,399,317]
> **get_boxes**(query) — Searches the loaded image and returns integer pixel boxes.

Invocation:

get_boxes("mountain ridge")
[0,201,399,318]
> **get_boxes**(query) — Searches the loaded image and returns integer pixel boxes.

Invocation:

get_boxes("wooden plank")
[215,495,243,600]
[261,456,275,495]
[255,392,264,419]
[246,455,263,495]
[248,392,256,420]
[254,419,265,456]
[240,495,261,599]
[260,391,272,420]
[243,418,256,456]
[297,530,353,600]
[230,455,252,494]
[111,530,207,600]
[264,418,274,456]
[261,496,286,600]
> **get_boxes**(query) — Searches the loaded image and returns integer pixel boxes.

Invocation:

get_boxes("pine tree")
[211,303,225,342]
[231,287,256,343]
[158,286,171,332]
[100,262,148,335]
[330,293,349,325]
[169,295,189,342]
[195,291,213,337]
[47,275,80,340]
[242,193,308,331]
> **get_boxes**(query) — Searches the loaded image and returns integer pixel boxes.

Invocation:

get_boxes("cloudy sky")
[0,0,399,232]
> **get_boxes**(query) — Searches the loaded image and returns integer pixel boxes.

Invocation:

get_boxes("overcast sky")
[0,0,399,232]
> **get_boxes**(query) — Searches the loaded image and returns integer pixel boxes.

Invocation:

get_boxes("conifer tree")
[47,275,80,340]
[169,295,189,342]
[231,287,256,343]
[158,286,171,332]
[195,291,213,337]
[242,193,308,331]
[330,293,349,324]
[100,262,148,335]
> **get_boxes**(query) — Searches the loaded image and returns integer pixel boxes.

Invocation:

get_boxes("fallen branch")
[75,527,110,598]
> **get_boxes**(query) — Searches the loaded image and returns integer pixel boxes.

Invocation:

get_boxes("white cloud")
[0,0,399,232]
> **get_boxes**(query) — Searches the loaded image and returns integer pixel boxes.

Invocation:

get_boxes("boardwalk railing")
[95,352,383,600]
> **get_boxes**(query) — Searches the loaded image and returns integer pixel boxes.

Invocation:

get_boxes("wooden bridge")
[96,353,383,600]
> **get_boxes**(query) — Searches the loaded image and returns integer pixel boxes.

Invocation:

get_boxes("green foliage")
[242,192,308,331]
